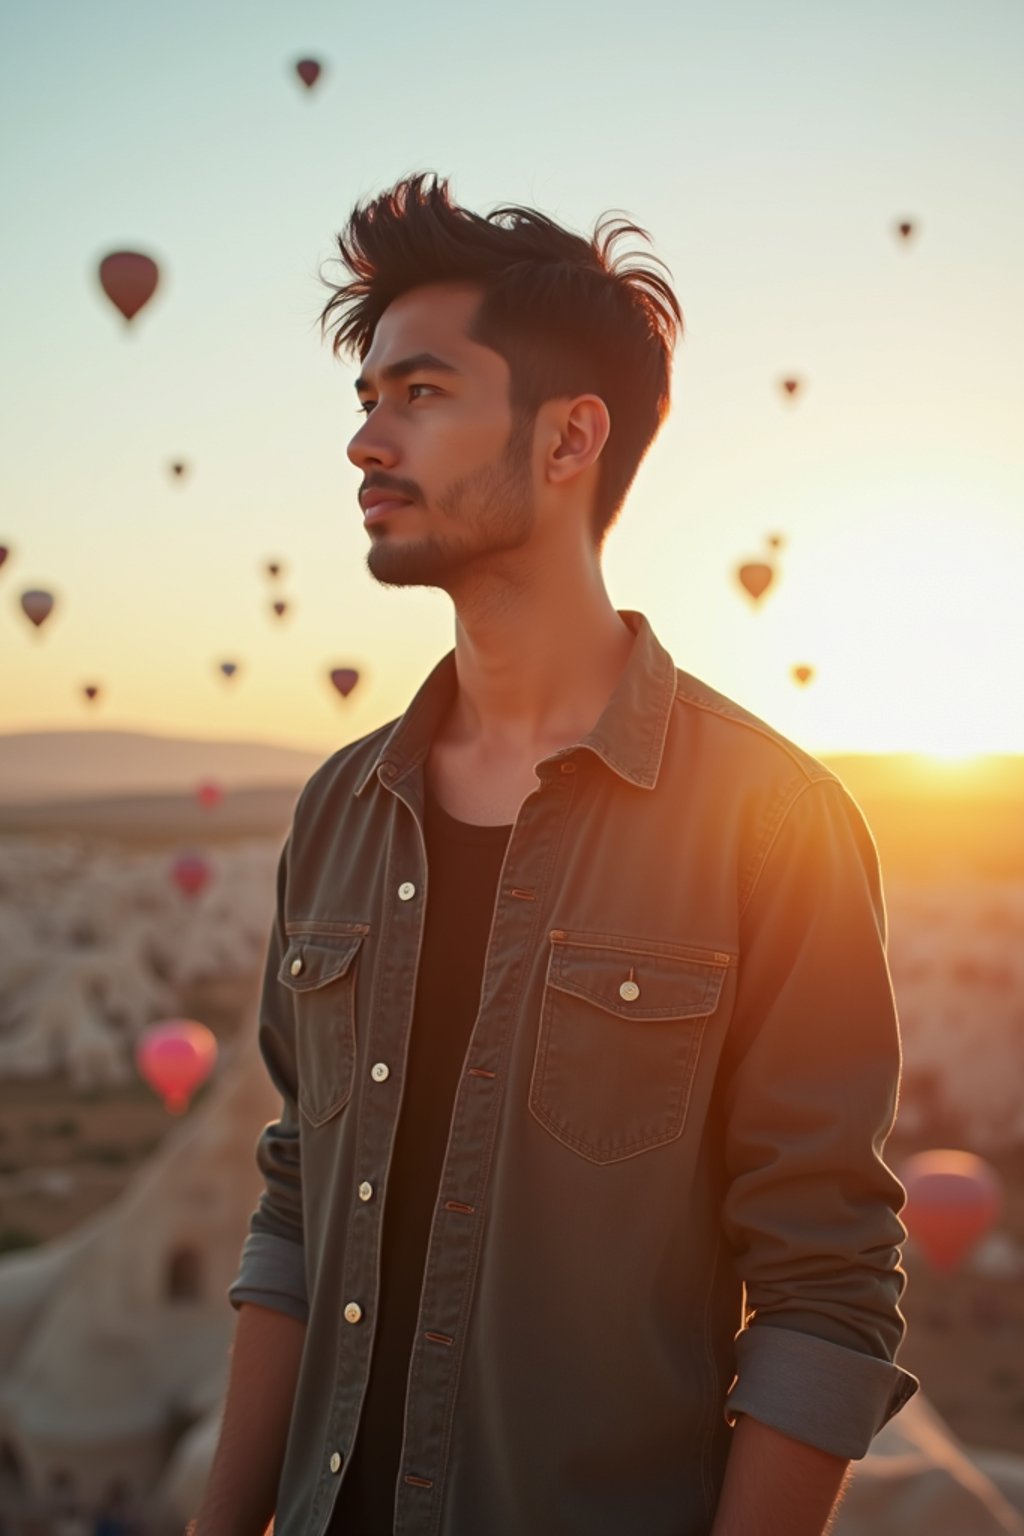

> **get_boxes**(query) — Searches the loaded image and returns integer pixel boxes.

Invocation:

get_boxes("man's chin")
[365,541,466,590]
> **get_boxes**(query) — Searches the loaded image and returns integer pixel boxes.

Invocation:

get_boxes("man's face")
[346,283,536,590]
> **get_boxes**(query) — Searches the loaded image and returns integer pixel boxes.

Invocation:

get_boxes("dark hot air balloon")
[901,1149,1002,1273]
[20,590,55,628]
[218,661,239,681]
[330,667,360,699]
[265,560,283,579]
[791,665,814,686]
[0,545,9,571]
[736,563,774,603]
[765,533,785,551]
[98,251,159,322]
[779,378,802,401]
[272,600,288,618]
[171,850,211,899]
[295,59,322,89]
[82,684,101,703]
[135,1018,218,1114]
[170,462,187,478]
[895,220,916,242]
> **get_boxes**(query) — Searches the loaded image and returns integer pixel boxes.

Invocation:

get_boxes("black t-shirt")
[327,785,513,1535]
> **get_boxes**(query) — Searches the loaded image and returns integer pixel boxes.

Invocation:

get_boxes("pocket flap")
[547,934,728,1021]
[279,934,363,992]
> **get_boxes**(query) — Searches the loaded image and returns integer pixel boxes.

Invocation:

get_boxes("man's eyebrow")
[354,352,462,395]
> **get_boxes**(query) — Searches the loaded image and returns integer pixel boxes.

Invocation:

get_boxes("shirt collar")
[354,609,677,798]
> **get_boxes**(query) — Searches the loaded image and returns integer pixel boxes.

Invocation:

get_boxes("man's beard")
[365,416,535,591]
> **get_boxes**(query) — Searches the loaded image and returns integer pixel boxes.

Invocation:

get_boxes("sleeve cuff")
[227,1231,309,1323]
[724,1325,919,1459]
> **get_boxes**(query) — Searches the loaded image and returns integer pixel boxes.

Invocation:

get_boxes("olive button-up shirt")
[228,608,919,1536]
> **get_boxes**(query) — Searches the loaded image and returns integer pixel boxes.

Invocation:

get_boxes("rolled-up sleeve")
[227,834,309,1324]
[719,775,919,1459]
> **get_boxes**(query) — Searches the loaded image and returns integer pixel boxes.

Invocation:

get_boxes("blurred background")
[1,0,1023,1532]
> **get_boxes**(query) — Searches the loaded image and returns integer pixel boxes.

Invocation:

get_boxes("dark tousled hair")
[317,171,683,548]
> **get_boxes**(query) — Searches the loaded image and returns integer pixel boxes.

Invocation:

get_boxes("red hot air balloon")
[135,1018,218,1115]
[779,377,803,401]
[218,660,239,681]
[98,251,159,322]
[330,667,360,699]
[0,545,9,571]
[295,58,322,89]
[195,779,223,810]
[895,220,916,242]
[901,1149,1002,1273]
[736,563,774,603]
[82,684,101,703]
[20,589,55,629]
[272,599,288,618]
[791,665,814,686]
[171,850,211,899]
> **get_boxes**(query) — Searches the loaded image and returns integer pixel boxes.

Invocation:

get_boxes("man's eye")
[355,383,437,416]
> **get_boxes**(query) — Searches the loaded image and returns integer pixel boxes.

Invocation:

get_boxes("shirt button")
[619,979,640,1002]
[358,1181,374,1201]
[289,955,303,976]
[329,1452,343,1474]
[343,1301,363,1324]
[371,1062,390,1082]
[398,881,416,901]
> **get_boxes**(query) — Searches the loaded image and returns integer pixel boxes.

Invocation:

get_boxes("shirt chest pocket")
[529,932,729,1164]
[279,930,367,1127]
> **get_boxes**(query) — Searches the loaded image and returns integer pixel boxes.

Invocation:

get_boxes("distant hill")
[0,732,1021,878]
[0,729,327,803]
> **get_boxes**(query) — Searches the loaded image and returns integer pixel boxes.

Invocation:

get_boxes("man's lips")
[363,497,412,524]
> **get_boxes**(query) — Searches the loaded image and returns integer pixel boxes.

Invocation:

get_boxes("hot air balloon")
[98,251,159,322]
[0,545,9,571]
[20,589,55,629]
[895,220,916,243]
[135,1018,218,1115]
[330,667,360,699]
[82,684,101,703]
[736,563,774,603]
[170,850,211,899]
[791,665,814,686]
[765,533,785,551]
[779,378,802,401]
[195,779,223,810]
[295,58,322,89]
[170,461,187,479]
[265,560,283,579]
[901,1149,1002,1273]
[218,660,240,681]
[272,600,288,619]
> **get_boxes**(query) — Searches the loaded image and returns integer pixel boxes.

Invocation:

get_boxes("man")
[195,172,918,1536]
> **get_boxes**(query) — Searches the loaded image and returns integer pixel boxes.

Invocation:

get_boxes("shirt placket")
[379,754,578,1536]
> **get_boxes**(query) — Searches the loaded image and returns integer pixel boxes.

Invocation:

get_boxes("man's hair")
[317,171,683,548]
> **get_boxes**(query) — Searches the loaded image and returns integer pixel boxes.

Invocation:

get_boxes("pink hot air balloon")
[330,667,360,699]
[295,58,322,89]
[736,562,774,603]
[20,589,55,628]
[171,850,211,899]
[98,251,159,322]
[135,1018,218,1114]
[901,1149,1002,1273]
[195,779,223,810]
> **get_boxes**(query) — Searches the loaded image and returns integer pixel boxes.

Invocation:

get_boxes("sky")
[1,0,1022,760]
